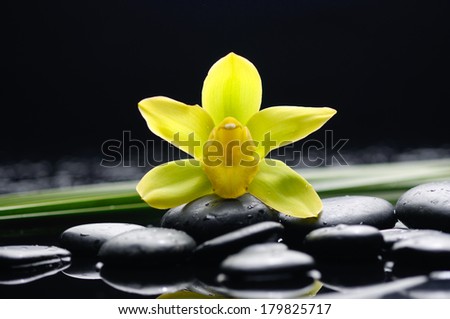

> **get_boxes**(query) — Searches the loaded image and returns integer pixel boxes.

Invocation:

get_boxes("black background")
[2,0,449,161]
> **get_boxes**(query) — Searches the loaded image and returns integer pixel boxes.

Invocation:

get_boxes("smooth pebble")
[280,196,396,246]
[395,181,450,232]
[161,194,278,243]
[60,223,145,256]
[98,228,196,266]
[303,224,384,261]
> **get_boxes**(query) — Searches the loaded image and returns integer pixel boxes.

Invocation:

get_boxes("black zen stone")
[218,246,317,297]
[194,222,284,261]
[161,193,279,243]
[395,181,450,232]
[0,245,71,268]
[303,224,384,261]
[0,245,71,285]
[392,232,450,276]
[280,196,396,247]
[98,228,196,267]
[380,229,442,250]
[220,247,315,280]
[239,243,288,254]
[60,223,145,256]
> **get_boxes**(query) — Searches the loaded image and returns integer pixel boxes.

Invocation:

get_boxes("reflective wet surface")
[1,211,449,299]
[1,156,450,299]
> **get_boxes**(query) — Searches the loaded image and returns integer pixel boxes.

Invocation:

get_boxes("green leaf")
[0,158,449,221]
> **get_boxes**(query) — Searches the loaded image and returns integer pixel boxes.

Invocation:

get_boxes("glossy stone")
[161,194,279,243]
[392,232,450,276]
[0,245,71,267]
[0,245,71,285]
[195,260,318,299]
[303,224,384,261]
[239,243,288,254]
[380,228,442,249]
[221,247,315,278]
[194,222,284,261]
[280,196,396,247]
[0,263,70,285]
[98,228,196,266]
[60,223,145,256]
[395,181,450,232]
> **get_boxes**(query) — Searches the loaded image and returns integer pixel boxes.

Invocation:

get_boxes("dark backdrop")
[2,0,449,161]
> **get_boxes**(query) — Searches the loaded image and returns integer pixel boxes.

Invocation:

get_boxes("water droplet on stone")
[203,214,214,221]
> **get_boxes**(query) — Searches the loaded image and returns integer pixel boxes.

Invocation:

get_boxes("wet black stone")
[395,181,450,232]
[160,194,278,243]
[217,245,318,298]
[60,223,145,256]
[0,263,70,285]
[194,222,284,261]
[0,245,71,267]
[303,224,384,261]
[194,259,317,299]
[392,232,450,276]
[220,247,315,280]
[0,245,71,285]
[380,228,442,250]
[98,228,196,266]
[239,243,288,254]
[280,196,396,247]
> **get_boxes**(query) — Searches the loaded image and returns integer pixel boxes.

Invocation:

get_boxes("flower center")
[201,117,259,198]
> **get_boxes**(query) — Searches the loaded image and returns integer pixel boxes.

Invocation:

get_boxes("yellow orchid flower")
[136,53,336,218]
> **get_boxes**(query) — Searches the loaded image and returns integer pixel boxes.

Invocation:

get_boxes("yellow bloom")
[137,53,336,218]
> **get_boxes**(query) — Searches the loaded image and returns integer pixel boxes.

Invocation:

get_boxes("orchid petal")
[202,53,262,125]
[136,160,213,209]
[246,106,336,157]
[249,159,322,218]
[138,96,214,159]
